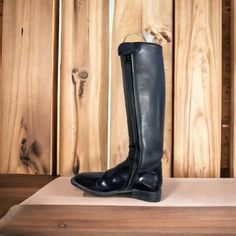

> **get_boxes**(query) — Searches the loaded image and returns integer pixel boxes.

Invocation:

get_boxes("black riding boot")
[71,42,166,202]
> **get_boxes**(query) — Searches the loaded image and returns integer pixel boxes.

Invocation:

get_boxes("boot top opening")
[118,42,162,56]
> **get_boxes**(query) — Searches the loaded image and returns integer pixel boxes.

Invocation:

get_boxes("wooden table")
[1,205,236,235]
[0,174,56,217]
[0,175,236,235]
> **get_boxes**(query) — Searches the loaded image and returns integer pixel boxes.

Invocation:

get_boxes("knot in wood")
[72,68,79,74]
[79,70,88,79]
[58,223,67,228]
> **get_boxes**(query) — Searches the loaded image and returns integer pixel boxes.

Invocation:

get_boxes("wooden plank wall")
[110,0,173,177]
[0,0,58,174]
[174,0,222,177]
[0,0,3,81]
[59,0,109,176]
[1,0,234,178]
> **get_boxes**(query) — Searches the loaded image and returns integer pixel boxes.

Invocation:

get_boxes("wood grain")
[0,174,56,218]
[110,0,173,177]
[1,205,236,235]
[0,0,3,173]
[59,0,109,175]
[231,0,236,177]
[0,0,3,80]
[0,0,58,174]
[174,0,222,177]
[221,0,231,177]
[109,0,142,171]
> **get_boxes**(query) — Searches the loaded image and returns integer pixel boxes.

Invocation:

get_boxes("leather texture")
[71,42,165,196]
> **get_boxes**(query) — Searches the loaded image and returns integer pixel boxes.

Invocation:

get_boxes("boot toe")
[71,172,103,190]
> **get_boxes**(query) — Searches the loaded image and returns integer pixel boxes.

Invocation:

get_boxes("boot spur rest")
[71,41,166,202]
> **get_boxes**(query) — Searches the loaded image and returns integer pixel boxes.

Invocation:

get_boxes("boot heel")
[131,189,162,202]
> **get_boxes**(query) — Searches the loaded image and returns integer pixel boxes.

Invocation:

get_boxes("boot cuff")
[118,42,162,56]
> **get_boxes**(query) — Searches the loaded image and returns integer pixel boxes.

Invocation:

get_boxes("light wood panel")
[110,0,173,177]
[0,1,3,173]
[174,0,222,177]
[59,0,109,175]
[231,0,236,177]
[0,0,58,174]
[109,0,142,172]
[0,0,3,79]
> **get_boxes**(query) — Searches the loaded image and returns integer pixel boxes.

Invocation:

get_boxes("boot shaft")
[118,42,166,173]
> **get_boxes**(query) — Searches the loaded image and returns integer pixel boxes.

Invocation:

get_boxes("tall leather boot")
[71,41,165,202]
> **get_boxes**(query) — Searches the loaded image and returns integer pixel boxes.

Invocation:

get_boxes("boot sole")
[71,176,162,202]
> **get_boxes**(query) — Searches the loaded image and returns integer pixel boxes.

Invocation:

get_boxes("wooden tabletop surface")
[0,174,56,218]
[0,175,236,235]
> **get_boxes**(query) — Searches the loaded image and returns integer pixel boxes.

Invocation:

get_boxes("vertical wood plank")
[0,0,3,170]
[0,0,58,174]
[0,0,3,74]
[221,0,231,177]
[60,0,109,175]
[110,0,142,172]
[141,0,173,176]
[231,0,236,177]
[110,0,173,177]
[174,0,222,177]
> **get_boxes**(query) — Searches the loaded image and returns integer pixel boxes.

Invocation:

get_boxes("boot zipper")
[124,54,140,189]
